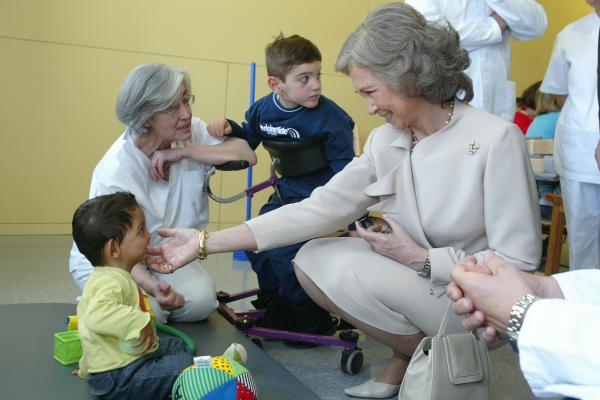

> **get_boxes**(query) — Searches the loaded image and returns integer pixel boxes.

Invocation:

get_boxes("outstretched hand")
[146,228,200,273]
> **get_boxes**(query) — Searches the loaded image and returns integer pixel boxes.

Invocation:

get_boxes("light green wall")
[0,1,593,234]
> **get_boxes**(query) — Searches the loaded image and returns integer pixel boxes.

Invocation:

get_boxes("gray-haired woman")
[69,63,256,324]
[147,3,540,398]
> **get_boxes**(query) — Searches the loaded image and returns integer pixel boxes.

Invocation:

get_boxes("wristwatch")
[506,293,538,353]
[417,255,431,278]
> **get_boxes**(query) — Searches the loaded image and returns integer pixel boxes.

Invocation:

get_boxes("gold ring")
[167,264,174,273]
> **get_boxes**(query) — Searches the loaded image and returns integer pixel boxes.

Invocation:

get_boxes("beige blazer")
[247,102,541,294]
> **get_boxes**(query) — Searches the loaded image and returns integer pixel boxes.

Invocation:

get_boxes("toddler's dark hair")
[72,192,139,266]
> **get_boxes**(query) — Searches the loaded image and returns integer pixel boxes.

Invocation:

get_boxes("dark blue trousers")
[246,194,311,305]
[87,336,193,400]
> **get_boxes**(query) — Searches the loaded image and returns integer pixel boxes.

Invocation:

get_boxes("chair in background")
[543,193,567,276]
[527,138,565,275]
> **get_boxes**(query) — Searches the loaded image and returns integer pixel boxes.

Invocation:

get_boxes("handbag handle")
[436,299,454,337]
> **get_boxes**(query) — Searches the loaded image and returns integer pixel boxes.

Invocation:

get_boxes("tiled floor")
[0,235,546,400]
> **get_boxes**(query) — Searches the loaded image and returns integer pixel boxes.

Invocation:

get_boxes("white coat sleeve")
[485,0,547,40]
[518,301,600,399]
[553,270,600,304]
[406,0,503,52]
[540,34,570,95]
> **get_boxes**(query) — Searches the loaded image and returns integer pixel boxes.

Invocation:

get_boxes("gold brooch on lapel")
[466,141,480,155]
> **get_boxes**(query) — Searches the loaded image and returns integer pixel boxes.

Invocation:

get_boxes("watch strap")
[417,255,431,278]
[506,293,537,353]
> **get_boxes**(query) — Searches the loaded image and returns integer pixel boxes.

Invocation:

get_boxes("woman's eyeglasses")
[162,94,195,116]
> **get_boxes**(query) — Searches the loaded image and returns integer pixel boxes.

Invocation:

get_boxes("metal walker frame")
[204,160,364,374]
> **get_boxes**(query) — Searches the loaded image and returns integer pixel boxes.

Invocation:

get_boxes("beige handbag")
[398,300,490,400]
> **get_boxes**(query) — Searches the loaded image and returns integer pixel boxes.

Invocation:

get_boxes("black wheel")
[235,316,258,329]
[216,291,230,302]
[337,318,356,331]
[250,337,264,349]
[339,329,359,343]
[341,349,363,375]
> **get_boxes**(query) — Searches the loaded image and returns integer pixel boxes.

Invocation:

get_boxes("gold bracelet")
[198,229,208,260]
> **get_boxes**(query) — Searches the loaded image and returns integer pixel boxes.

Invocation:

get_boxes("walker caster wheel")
[341,348,363,375]
[216,291,230,302]
[339,329,359,343]
[235,316,258,329]
[250,337,263,349]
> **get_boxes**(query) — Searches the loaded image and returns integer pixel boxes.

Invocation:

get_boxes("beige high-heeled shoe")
[344,378,400,399]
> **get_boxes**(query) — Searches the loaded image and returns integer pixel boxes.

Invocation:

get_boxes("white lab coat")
[540,12,600,184]
[540,12,600,270]
[519,270,600,400]
[406,0,547,121]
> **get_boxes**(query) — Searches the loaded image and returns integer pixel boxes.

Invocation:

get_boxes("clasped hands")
[447,252,548,343]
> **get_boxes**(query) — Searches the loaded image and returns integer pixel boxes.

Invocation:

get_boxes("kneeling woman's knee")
[175,289,217,322]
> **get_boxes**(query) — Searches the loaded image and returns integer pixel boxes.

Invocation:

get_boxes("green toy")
[53,331,83,365]
[53,319,196,366]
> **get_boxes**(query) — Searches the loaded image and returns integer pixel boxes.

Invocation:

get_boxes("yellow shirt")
[76,267,158,378]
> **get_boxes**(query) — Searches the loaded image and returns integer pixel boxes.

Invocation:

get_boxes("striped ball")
[172,356,257,399]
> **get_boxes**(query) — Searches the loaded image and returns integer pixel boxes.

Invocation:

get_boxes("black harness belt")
[262,139,329,178]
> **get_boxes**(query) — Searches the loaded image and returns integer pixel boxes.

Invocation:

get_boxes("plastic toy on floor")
[172,344,257,400]
[53,314,198,366]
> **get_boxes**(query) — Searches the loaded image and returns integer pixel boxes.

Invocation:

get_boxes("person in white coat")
[447,254,600,400]
[406,0,547,121]
[539,0,600,270]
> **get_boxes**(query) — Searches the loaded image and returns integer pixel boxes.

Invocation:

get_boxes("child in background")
[514,81,541,134]
[72,192,193,400]
[526,91,563,219]
[207,33,356,345]
[525,91,563,139]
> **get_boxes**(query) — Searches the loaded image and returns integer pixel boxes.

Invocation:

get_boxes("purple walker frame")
[205,160,364,375]
[217,289,364,375]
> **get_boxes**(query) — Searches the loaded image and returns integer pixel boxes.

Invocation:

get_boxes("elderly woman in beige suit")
[147,3,541,399]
